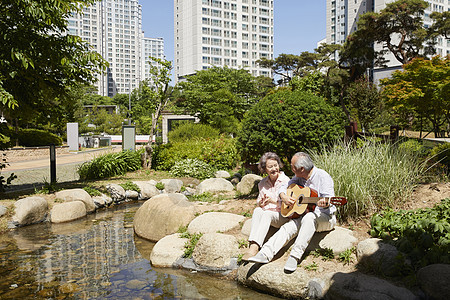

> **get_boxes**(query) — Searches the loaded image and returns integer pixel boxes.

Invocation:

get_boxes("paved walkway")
[2,146,122,193]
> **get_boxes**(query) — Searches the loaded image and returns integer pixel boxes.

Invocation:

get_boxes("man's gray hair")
[293,152,314,171]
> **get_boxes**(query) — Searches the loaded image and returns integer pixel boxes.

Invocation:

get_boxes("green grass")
[310,139,426,220]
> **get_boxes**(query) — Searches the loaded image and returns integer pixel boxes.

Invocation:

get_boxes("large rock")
[133,181,160,200]
[134,193,196,242]
[237,260,316,299]
[105,183,126,203]
[0,204,7,217]
[313,226,358,255]
[417,264,450,300]
[356,238,403,276]
[54,189,95,213]
[150,233,187,267]
[326,271,419,299]
[236,174,262,195]
[50,201,87,223]
[160,179,183,193]
[187,212,245,234]
[196,178,234,195]
[192,233,239,269]
[215,170,230,178]
[11,196,48,227]
[92,194,112,208]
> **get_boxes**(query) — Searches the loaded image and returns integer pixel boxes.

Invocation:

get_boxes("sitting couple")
[243,151,337,272]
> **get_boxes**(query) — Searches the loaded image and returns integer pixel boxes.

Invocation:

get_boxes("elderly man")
[248,152,337,272]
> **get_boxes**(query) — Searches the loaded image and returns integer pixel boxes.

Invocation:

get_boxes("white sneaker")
[284,256,299,272]
[248,252,270,264]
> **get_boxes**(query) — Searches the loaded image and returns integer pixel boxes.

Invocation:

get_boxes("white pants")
[248,207,288,247]
[260,211,336,260]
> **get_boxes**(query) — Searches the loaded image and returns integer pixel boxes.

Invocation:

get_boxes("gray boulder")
[150,233,187,267]
[417,264,450,300]
[314,227,357,255]
[0,204,8,217]
[106,183,126,203]
[196,178,234,195]
[356,238,404,276]
[192,233,239,270]
[187,212,245,234]
[54,189,95,213]
[125,190,139,200]
[11,196,48,227]
[134,193,197,242]
[51,201,87,223]
[92,194,112,208]
[215,170,231,178]
[236,174,262,195]
[161,179,183,193]
[133,181,160,200]
[326,271,419,299]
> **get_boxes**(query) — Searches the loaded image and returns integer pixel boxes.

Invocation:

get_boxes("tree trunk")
[141,144,153,169]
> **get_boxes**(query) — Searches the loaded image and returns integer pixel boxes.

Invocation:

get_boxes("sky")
[141,1,326,64]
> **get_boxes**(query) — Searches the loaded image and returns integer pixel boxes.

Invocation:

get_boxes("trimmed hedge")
[0,127,62,148]
[152,136,239,171]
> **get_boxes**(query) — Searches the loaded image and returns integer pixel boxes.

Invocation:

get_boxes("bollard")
[50,144,56,184]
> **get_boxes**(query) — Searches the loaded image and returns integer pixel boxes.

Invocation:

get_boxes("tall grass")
[310,139,425,220]
[77,149,143,180]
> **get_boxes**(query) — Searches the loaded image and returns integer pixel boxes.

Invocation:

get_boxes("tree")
[0,0,107,126]
[429,11,450,39]
[237,89,346,164]
[348,0,431,66]
[177,66,261,133]
[380,56,450,137]
[141,57,173,169]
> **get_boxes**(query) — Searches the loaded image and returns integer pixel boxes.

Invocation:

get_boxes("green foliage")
[398,139,429,157]
[80,107,125,135]
[77,149,143,180]
[238,239,249,249]
[430,142,450,174]
[338,247,356,265]
[153,136,239,171]
[119,181,141,193]
[290,71,325,96]
[0,0,107,127]
[304,261,318,271]
[237,89,346,163]
[17,128,63,147]
[83,186,102,197]
[168,122,220,143]
[181,232,203,258]
[310,138,425,219]
[155,182,165,190]
[311,248,335,261]
[0,153,16,193]
[170,158,215,180]
[370,198,450,270]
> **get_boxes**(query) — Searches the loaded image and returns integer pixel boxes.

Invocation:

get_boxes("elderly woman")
[243,152,290,261]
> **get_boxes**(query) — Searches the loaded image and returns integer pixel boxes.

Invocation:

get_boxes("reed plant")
[310,139,425,220]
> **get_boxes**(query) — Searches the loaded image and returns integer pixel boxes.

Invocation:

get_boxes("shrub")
[310,138,425,220]
[77,149,142,180]
[168,122,220,143]
[119,181,141,192]
[398,139,429,157]
[1,127,63,147]
[429,142,450,174]
[370,198,450,272]
[170,158,215,180]
[153,136,239,171]
[237,89,346,164]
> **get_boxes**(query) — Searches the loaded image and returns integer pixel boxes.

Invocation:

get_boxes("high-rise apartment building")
[174,0,274,82]
[67,0,147,97]
[326,0,449,83]
[142,37,166,80]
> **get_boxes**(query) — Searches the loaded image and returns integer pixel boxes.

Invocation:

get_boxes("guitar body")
[281,183,347,218]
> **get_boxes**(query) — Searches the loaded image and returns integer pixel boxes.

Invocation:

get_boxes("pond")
[0,203,279,299]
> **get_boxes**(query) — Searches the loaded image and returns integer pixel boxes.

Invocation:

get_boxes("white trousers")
[248,207,288,247]
[260,211,336,260]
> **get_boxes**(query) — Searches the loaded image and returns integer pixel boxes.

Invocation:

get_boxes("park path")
[2,146,122,193]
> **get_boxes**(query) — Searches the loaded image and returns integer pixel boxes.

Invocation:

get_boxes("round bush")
[168,122,220,143]
[237,89,346,163]
[169,158,215,180]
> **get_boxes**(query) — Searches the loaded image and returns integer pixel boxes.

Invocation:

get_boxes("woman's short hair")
[258,152,283,174]
[293,152,314,171]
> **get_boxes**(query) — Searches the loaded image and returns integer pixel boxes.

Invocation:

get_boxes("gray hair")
[258,152,283,174]
[292,152,314,171]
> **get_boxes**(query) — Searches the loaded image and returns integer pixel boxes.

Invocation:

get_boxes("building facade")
[67,0,157,97]
[326,0,449,83]
[142,37,166,81]
[174,0,274,82]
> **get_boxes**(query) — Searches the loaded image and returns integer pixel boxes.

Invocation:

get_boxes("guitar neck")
[296,197,333,204]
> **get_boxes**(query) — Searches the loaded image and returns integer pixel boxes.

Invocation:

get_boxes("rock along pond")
[0,202,279,299]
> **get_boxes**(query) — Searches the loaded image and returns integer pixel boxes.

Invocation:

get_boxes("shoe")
[284,256,299,272]
[248,252,270,264]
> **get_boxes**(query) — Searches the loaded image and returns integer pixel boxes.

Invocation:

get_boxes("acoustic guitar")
[280,184,347,218]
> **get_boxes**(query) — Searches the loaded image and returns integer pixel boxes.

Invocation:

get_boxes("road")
[2,146,122,193]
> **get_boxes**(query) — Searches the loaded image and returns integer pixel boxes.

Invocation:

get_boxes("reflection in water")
[0,203,278,299]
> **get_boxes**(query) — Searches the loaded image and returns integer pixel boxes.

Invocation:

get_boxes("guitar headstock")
[330,197,347,205]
